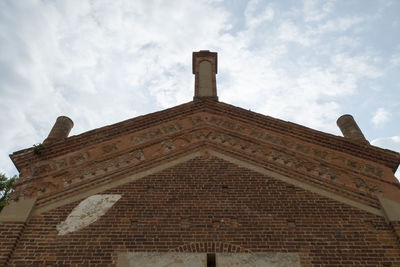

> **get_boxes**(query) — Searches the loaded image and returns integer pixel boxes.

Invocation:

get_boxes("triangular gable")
[7,104,398,218]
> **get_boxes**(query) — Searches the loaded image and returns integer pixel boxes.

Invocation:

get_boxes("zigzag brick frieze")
[10,100,400,173]
[15,112,393,181]
[8,110,400,214]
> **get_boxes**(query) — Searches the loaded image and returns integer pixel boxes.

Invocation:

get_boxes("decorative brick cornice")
[10,99,400,173]
[9,118,400,218]
[8,102,400,217]
[24,145,385,217]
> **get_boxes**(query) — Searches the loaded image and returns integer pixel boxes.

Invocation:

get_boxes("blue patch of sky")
[216,0,248,34]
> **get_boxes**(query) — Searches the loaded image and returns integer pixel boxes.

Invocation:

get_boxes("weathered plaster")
[217,253,301,267]
[56,194,120,235]
[0,198,36,222]
[379,196,400,221]
[116,252,301,267]
[117,252,206,267]
[198,61,213,97]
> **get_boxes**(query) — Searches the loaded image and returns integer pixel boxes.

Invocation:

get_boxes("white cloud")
[297,67,355,97]
[0,0,232,176]
[308,16,363,35]
[303,0,334,22]
[277,14,363,47]
[371,136,400,152]
[277,21,315,46]
[0,0,397,178]
[245,0,274,28]
[391,53,400,67]
[331,54,383,79]
[372,108,391,127]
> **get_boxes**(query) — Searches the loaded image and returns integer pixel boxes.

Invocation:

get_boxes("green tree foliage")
[0,173,17,212]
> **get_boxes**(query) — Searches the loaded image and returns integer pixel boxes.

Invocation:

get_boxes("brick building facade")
[1,51,400,266]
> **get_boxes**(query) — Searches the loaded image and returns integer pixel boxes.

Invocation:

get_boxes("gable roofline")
[10,98,400,173]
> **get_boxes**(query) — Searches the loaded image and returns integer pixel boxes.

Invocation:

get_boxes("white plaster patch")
[57,194,121,235]
[217,253,301,267]
[118,252,206,267]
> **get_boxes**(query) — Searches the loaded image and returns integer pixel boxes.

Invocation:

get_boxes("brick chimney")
[337,114,369,144]
[43,116,74,145]
[193,50,218,101]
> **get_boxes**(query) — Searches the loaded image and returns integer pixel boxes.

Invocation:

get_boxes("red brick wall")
[390,221,400,245]
[0,222,25,266]
[9,157,400,266]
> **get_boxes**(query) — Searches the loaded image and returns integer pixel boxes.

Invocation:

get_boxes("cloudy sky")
[1,0,399,179]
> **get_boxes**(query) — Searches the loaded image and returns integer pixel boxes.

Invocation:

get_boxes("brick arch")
[169,242,251,253]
